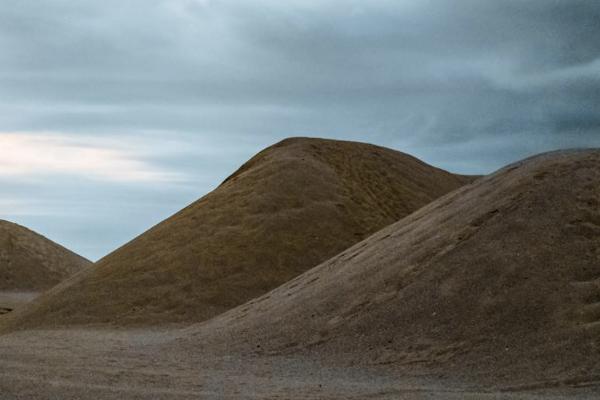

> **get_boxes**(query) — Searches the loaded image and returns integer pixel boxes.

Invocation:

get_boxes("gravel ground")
[0,329,597,399]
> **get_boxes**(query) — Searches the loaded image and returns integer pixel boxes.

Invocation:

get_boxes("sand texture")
[175,149,600,387]
[0,328,597,399]
[0,145,598,398]
[0,137,471,329]
[0,220,90,291]
[0,291,38,315]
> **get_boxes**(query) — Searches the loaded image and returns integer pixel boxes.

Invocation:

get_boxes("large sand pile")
[1,137,471,329]
[0,220,90,292]
[181,149,600,386]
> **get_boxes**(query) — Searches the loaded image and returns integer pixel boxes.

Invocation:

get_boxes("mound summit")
[184,149,600,386]
[2,137,471,329]
[0,220,90,292]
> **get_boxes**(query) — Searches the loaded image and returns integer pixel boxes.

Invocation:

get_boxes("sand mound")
[2,137,471,329]
[0,220,90,291]
[182,149,600,385]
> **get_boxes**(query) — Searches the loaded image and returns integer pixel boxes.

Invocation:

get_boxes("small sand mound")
[182,149,600,386]
[1,137,471,330]
[0,220,90,291]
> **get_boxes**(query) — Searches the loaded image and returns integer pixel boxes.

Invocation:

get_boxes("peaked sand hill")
[0,220,90,314]
[181,149,600,386]
[1,137,472,330]
[0,220,90,292]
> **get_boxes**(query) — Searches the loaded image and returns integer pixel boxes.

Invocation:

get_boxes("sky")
[1,0,599,260]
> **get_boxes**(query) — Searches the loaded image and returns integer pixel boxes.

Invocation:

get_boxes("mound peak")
[2,137,471,330]
[182,149,600,386]
[0,220,90,291]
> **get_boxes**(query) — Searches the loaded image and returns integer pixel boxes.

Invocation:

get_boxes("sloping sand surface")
[0,291,38,314]
[176,149,600,387]
[0,220,90,291]
[2,137,471,330]
[0,149,598,398]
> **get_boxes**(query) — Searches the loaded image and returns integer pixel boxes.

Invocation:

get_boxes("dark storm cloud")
[1,0,599,258]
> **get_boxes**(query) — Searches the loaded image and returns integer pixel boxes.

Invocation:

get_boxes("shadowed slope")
[181,149,600,386]
[0,220,90,292]
[2,137,471,329]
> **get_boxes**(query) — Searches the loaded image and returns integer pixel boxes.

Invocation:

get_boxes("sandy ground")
[0,291,38,314]
[0,328,598,400]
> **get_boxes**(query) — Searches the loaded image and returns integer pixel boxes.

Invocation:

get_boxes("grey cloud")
[1,0,599,258]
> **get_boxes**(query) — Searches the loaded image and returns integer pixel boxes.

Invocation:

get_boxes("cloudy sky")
[1,0,599,260]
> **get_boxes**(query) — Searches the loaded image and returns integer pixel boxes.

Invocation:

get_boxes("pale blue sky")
[1,0,599,260]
